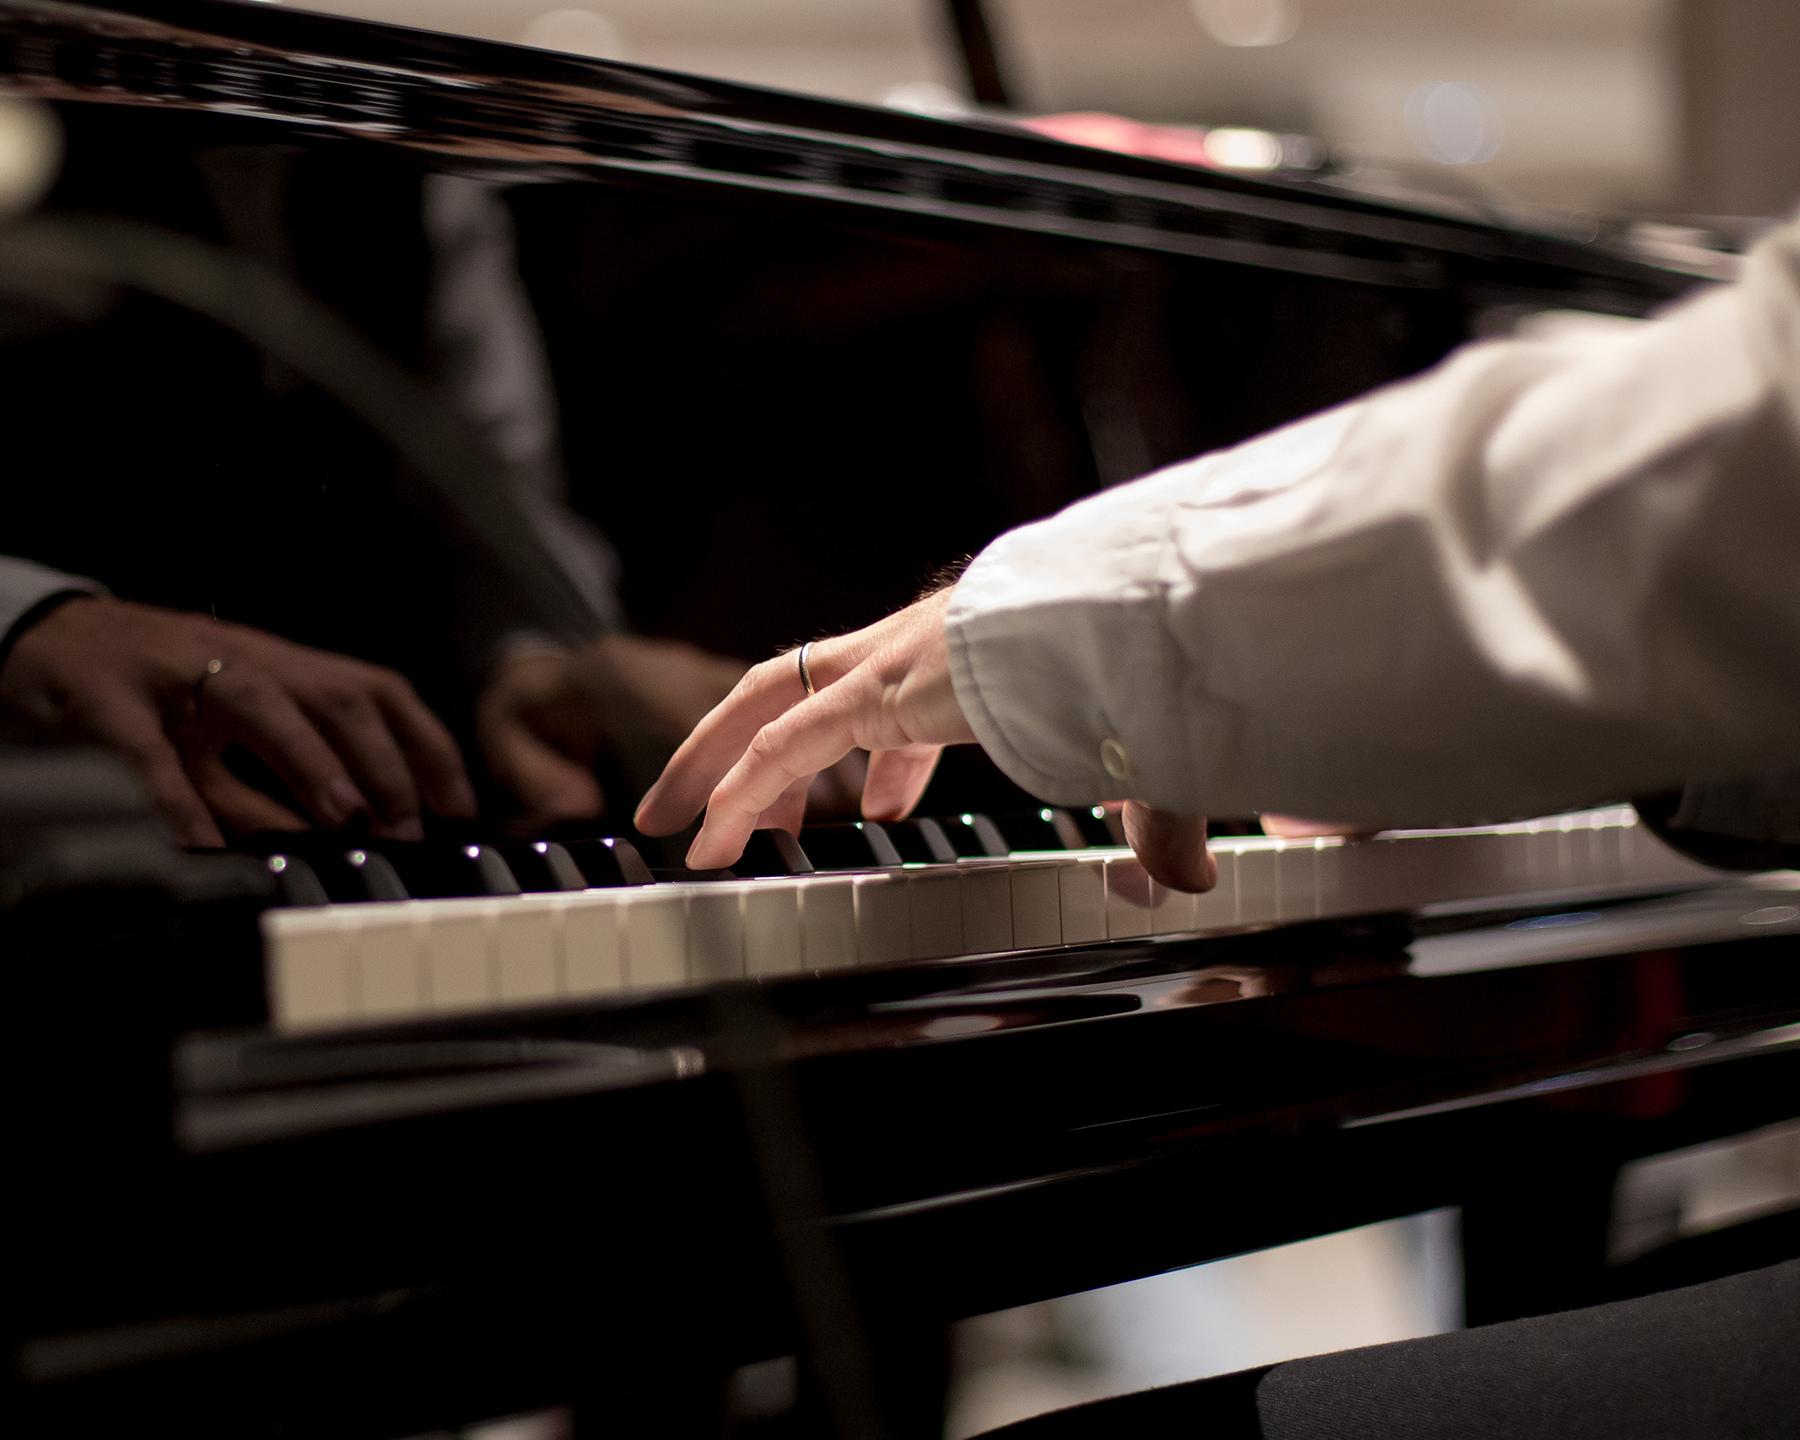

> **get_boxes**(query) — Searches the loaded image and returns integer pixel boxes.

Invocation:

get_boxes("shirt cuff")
[0,559,104,672]
[944,487,1198,809]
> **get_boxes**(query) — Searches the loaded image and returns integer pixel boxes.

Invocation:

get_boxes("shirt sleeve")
[0,557,103,665]
[945,214,1800,827]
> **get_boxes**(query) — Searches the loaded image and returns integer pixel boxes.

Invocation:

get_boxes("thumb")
[1121,801,1215,894]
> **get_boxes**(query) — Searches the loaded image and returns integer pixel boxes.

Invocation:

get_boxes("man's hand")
[636,589,975,869]
[0,596,474,846]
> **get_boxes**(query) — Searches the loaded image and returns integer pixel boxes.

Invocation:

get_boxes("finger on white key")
[558,892,624,998]
[743,879,805,979]
[622,888,689,991]
[1058,857,1108,944]
[415,899,496,1014]
[1008,861,1063,950]
[492,899,558,1005]
[267,909,357,1031]
[849,872,908,967]
[959,864,1013,955]
[351,906,424,1019]
[907,868,964,959]
[687,885,747,985]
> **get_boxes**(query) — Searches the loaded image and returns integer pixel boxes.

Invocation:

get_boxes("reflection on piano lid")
[262,806,1723,1032]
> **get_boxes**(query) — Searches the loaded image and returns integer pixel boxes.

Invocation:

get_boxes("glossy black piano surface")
[0,0,1700,820]
[2,3,1793,1436]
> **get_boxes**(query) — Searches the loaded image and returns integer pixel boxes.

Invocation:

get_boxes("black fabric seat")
[981,1258,1800,1440]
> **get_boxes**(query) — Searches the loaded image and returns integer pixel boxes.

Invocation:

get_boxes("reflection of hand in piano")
[476,633,868,828]
[0,595,475,846]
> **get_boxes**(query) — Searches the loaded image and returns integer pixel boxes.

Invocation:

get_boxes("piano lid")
[0,0,1707,841]
[0,0,1698,298]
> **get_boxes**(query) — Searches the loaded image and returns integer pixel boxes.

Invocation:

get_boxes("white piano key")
[266,909,356,1030]
[1560,812,1598,879]
[907,868,965,959]
[620,889,688,990]
[1197,846,1240,930]
[959,865,1014,954]
[1585,809,1629,887]
[1229,840,1282,926]
[417,899,495,1014]
[686,886,747,985]
[1058,857,1108,944]
[1273,839,1320,920]
[559,892,624,998]
[350,906,423,1019]
[802,875,862,971]
[1308,836,1357,917]
[742,879,804,978]
[1149,877,1197,936]
[1008,861,1064,950]
[1316,839,1399,919]
[1440,831,1526,900]
[1103,855,1152,939]
[849,873,909,967]
[491,899,558,1005]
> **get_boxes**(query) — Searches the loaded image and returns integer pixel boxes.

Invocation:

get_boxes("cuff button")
[1100,736,1134,782]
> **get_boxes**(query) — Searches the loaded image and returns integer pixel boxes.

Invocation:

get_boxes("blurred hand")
[1259,814,1374,839]
[0,596,474,846]
[478,632,866,830]
[636,589,974,868]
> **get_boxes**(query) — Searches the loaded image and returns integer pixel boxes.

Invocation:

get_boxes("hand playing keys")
[634,588,1220,893]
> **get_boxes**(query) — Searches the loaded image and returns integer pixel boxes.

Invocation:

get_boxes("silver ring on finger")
[192,656,225,713]
[796,641,817,698]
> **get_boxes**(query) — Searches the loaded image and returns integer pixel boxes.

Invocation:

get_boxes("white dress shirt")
[946,212,1800,828]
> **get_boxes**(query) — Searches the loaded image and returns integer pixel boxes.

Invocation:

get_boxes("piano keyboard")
[261,807,1721,1033]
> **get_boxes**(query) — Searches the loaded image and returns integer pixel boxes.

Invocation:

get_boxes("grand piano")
[3,2,1797,1435]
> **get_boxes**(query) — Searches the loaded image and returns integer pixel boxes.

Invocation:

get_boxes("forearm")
[948,219,1800,825]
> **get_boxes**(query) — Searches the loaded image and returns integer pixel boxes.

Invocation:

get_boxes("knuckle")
[746,725,785,768]
[319,684,368,720]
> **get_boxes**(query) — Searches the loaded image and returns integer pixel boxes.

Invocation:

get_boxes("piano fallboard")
[16,874,1800,1433]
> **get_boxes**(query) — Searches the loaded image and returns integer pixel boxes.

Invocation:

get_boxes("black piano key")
[799,821,903,870]
[1070,804,1125,847]
[264,853,330,907]
[238,833,406,904]
[885,818,957,864]
[495,840,588,893]
[337,847,409,902]
[729,829,815,878]
[374,841,522,899]
[933,813,1009,858]
[989,808,1086,851]
[560,836,653,887]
